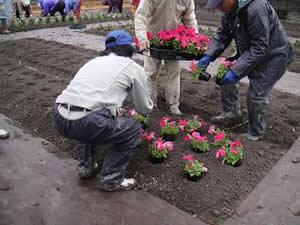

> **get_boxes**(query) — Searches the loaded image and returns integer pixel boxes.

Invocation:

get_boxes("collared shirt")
[135,0,198,42]
[56,54,153,120]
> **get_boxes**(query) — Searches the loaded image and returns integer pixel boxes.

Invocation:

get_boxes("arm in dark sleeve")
[231,6,271,79]
[205,15,233,61]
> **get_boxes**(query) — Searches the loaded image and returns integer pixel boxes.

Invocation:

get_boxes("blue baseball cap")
[105,30,133,48]
[206,0,222,9]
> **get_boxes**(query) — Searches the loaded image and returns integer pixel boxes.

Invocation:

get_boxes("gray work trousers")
[53,104,141,187]
[220,55,288,136]
[144,56,181,108]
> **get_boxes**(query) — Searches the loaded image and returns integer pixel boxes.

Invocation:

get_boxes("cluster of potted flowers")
[128,108,244,181]
[147,25,210,57]
[8,12,130,30]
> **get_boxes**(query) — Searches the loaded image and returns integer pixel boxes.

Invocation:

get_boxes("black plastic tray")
[149,48,203,60]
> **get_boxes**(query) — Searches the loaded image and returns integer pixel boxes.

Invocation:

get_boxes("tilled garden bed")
[0,38,300,225]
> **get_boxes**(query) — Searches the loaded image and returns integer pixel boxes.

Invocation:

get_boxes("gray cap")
[206,0,222,9]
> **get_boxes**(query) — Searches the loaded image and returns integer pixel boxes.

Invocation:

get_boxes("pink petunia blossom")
[193,115,200,119]
[231,146,239,154]
[164,141,174,151]
[189,60,197,72]
[179,119,187,126]
[208,125,216,134]
[192,132,201,140]
[190,128,195,133]
[147,31,154,40]
[133,37,140,48]
[200,120,205,128]
[169,121,177,126]
[233,139,243,147]
[183,154,194,160]
[159,117,170,127]
[216,147,226,158]
[214,131,225,142]
[155,137,164,151]
[146,131,155,141]
[128,108,136,116]
[179,125,185,132]
[184,133,191,141]
[203,166,208,172]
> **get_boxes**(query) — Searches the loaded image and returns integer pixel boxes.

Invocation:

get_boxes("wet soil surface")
[1,38,300,225]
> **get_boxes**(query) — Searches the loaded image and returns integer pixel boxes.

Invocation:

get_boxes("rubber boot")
[211,111,241,124]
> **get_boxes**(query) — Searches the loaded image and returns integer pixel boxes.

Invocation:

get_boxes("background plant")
[150,137,174,159]
[160,117,179,136]
[183,154,208,177]
[184,132,209,153]
[216,140,243,166]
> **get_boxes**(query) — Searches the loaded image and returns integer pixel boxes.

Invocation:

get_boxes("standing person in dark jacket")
[53,30,153,191]
[198,0,294,141]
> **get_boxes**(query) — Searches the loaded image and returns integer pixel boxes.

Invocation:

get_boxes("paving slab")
[223,136,300,225]
[0,114,207,225]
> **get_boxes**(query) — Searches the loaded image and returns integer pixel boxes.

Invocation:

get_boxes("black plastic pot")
[226,159,242,167]
[149,48,203,60]
[191,147,204,153]
[141,122,148,130]
[150,155,165,164]
[198,70,211,82]
[215,77,223,86]
[161,134,176,141]
[185,173,202,182]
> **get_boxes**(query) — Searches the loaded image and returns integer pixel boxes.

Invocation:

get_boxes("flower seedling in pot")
[184,115,204,134]
[183,154,208,181]
[128,108,148,129]
[216,57,236,85]
[149,137,174,163]
[184,132,209,153]
[160,117,179,141]
[216,140,243,166]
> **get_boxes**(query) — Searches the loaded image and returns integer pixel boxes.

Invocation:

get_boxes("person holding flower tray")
[135,0,198,116]
[53,30,153,191]
[198,0,294,141]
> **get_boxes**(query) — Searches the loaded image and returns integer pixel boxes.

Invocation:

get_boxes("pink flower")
[192,132,201,140]
[184,133,190,141]
[155,138,164,151]
[231,146,238,154]
[147,31,154,40]
[203,166,208,172]
[134,37,140,48]
[179,125,185,131]
[164,141,174,151]
[128,108,136,116]
[146,131,155,141]
[193,115,200,119]
[233,140,243,147]
[214,131,225,142]
[216,147,226,158]
[183,154,194,160]
[208,125,216,134]
[199,136,207,141]
[141,131,148,140]
[159,117,169,127]
[189,60,197,72]
[169,121,177,126]
[200,120,205,128]
[179,119,187,126]
[189,128,195,133]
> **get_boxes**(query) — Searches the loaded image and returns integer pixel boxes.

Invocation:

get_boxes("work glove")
[139,39,150,52]
[197,54,212,69]
[221,69,237,85]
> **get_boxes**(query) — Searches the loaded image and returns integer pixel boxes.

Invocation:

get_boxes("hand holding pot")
[197,54,212,69]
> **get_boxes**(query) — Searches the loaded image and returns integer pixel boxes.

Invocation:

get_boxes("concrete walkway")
[0,114,207,225]
[1,22,300,96]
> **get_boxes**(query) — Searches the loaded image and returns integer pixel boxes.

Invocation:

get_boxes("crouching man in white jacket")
[135,0,198,115]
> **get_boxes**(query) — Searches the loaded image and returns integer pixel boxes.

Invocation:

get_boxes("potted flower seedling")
[216,140,243,166]
[184,132,209,153]
[87,13,93,21]
[56,15,63,23]
[160,117,179,141]
[40,16,49,25]
[128,108,148,129]
[80,13,88,21]
[216,57,236,85]
[213,130,229,148]
[33,18,40,25]
[183,154,208,181]
[149,137,174,163]
[13,18,22,28]
[141,131,155,143]
[49,17,56,24]
[65,15,73,23]
[185,115,205,134]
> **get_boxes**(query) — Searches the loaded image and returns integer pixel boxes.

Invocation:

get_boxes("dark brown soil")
[1,38,300,225]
